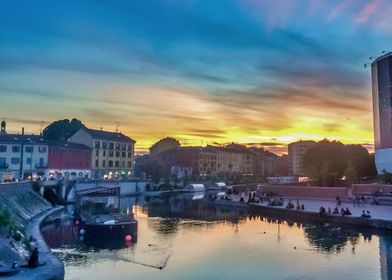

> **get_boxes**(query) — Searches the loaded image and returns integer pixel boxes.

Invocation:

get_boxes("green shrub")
[0,209,11,227]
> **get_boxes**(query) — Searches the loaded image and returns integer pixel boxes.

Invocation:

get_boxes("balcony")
[0,163,9,170]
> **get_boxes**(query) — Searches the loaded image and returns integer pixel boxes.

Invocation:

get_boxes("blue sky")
[1,0,391,152]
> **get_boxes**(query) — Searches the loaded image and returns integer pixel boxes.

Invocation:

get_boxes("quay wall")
[352,184,392,194]
[248,203,392,230]
[0,181,64,279]
[259,185,349,199]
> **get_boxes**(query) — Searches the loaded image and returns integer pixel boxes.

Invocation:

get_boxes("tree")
[305,165,318,185]
[303,139,375,186]
[303,139,347,181]
[134,155,164,184]
[380,170,392,184]
[344,162,358,185]
[43,118,84,141]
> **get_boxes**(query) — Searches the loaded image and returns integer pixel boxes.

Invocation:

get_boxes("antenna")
[40,121,44,135]
[115,122,120,133]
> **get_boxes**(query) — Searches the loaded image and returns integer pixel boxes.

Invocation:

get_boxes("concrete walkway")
[225,193,392,221]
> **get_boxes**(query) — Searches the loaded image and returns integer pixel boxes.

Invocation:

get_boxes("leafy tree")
[344,162,358,185]
[305,165,318,185]
[43,118,84,141]
[134,155,164,184]
[303,139,375,186]
[380,170,392,184]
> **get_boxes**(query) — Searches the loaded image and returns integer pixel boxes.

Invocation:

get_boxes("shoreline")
[9,206,65,280]
[211,199,392,230]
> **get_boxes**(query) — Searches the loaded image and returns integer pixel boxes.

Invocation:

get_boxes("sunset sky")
[1,0,392,154]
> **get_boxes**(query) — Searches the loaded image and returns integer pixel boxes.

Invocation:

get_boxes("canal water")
[41,193,392,280]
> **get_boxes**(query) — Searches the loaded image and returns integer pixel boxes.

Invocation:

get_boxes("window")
[122,161,125,167]
[0,146,6,152]
[26,158,32,164]
[39,158,44,167]
[115,151,120,157]
[115,161,119,167]
[128,161,132,168]
[109,151,114,157]
[122,144,126,150]
[11,158,19,164]
[127,152,132,158]
[95,150,99,157]
[95,159,99,167]
[109,142,114,149]
[127,144,132,151]
[12,146,20,153]
[102,160,106,167]
[103,150,106,157]
[102,142,107,149]
[109,160,113,167]
[95,141,100,149]
[25,146,33,153]
[116,143,120,150]
[122,152,126,158]
[38,146,46,153]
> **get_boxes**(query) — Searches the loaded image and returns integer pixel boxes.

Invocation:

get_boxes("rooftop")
[83,128,136,143]
[0,134,46,144]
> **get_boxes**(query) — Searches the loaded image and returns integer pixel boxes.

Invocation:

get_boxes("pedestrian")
[336,196,341,206]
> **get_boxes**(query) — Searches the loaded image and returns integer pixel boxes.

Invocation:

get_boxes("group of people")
[319,206,352,217]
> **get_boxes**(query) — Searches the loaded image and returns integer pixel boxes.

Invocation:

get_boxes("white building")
[371,52,392,173]
[288,140,315,176]
[0,122,48,181]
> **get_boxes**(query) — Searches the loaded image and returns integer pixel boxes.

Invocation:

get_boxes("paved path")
[226,193,392,221]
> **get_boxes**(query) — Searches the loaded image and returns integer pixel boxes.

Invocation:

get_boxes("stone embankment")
[0,182,64,279]
[211,184,392,230]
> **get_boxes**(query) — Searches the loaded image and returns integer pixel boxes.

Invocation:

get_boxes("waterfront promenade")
[213,192,392,228]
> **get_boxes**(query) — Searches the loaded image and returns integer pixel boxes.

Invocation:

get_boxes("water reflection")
[41,193,392,280]
[303,224,360,254]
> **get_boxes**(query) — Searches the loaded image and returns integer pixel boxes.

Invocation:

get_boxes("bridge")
[41,179,148,203]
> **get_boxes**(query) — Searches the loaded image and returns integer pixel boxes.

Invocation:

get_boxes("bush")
[0,209,11,227]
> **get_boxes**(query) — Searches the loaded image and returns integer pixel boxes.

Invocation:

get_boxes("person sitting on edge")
[239,196,245,202]
[28,248,39,268]
[361,210,371,218]
[345,207,352,215]
[341,208,346,216]
[327,207,332,215]
[296,200,300,210]
[301,203,305,210]
[286,199,294,209]
[319,206,326,217]
[333,207,339,215]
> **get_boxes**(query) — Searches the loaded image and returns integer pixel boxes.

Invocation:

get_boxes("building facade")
[288,140,315,176]
[149,137,180,157]
[157,143,265,180]
[69,127,136,179]
[0,123,48,181]
[47,142,91,179]
[371,52,392,173]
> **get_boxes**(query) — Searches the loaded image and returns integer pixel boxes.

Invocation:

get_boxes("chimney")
[22,127,24,135]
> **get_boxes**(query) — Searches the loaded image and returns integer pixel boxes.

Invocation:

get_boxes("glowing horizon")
[1,0,390,155]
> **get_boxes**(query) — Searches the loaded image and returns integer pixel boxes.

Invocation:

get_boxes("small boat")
[207,182,227,190]
[80,214,138,249]
[183,183,205,192]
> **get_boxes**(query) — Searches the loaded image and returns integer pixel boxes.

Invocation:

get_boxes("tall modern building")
[371,52,392,173]
[288,140,315,176]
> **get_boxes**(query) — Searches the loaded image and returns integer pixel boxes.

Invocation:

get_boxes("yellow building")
[69,127,136,179]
